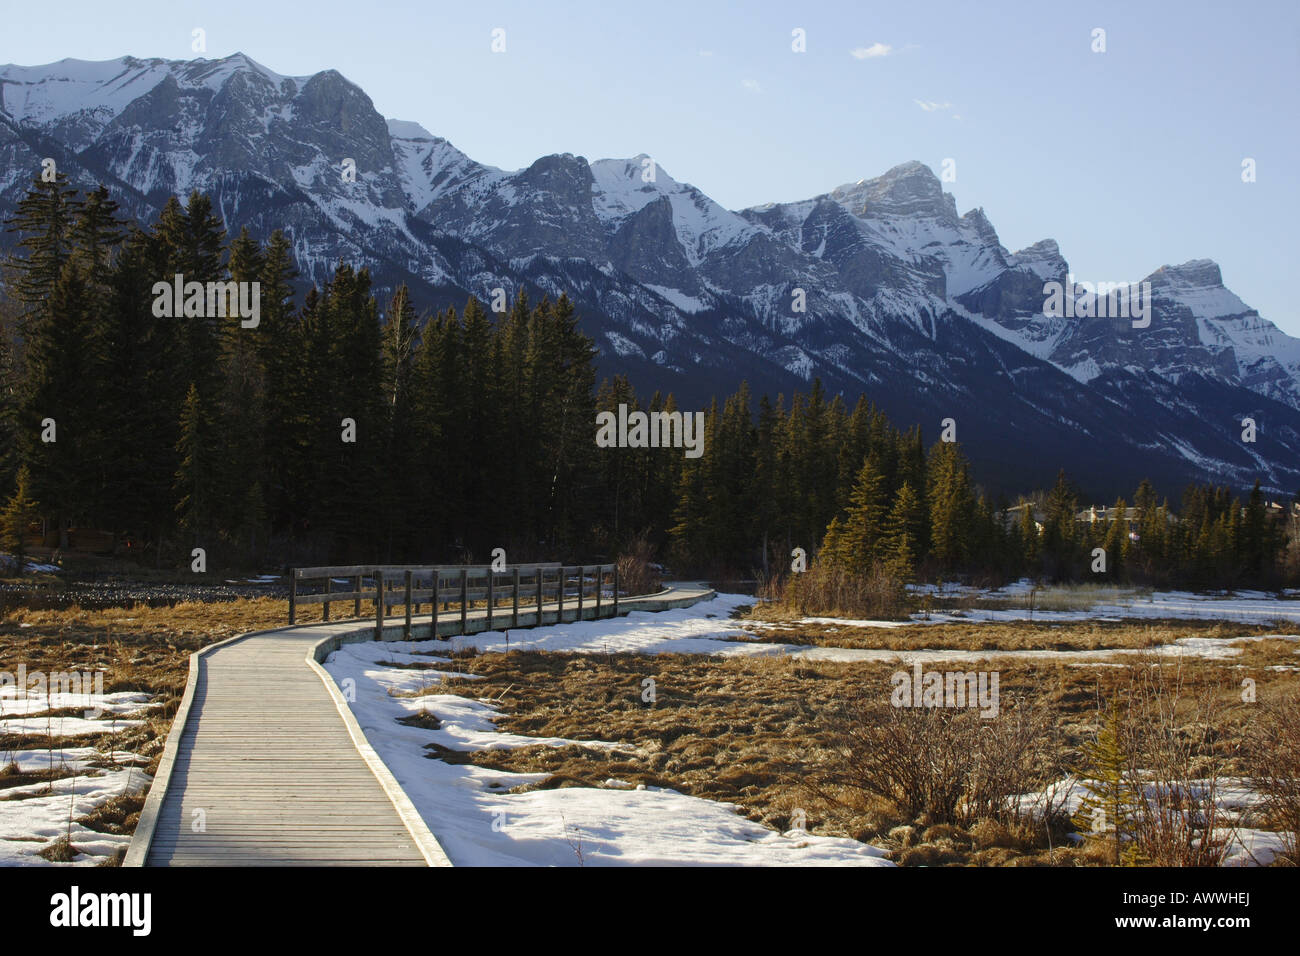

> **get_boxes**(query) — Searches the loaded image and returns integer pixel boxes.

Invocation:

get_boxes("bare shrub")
[616,534,662,597]
[826,695,1057,827]
[1118,660,1234,866]
[1244,688,1300,864]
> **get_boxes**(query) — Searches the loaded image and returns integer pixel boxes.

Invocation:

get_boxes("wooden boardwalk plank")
[132,583,713,867]
[139,623,442,867]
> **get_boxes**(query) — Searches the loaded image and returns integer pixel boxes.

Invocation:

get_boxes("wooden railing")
[289,563,619,639]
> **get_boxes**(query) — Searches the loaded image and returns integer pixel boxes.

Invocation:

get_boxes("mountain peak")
[1148,258,1223,290]
[387,118,437,141]
[828,161,955,221]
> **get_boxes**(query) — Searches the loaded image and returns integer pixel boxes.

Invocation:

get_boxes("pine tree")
[89,228,155,544]
[834,458,889,573]
[174,384,211,546]
[1072,703,1142,865]
[4,173,78,312]
[155,191,228,403]
[380,285,421,559]
[1042,469,1080,579]
[69,184,124,284]
[927,441,974,569]
[21,259,100,544]
[255,230,303,533]
[1,466,40,576]
[1241,480,1268,582]
[1020,501,1040,570]
[752,394,781,574]
[215,228,266,539]
[882,481,924,578]
[1102,497,1129,579]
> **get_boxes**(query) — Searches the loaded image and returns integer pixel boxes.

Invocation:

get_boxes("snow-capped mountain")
[2,53,1298,497]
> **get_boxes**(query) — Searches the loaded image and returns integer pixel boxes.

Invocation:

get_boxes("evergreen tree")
[1019,501,1040,570]
[1102,498,1129,579]
[69,184,124,283]
[927,441,974,569]
[380,285,420,559]
[1042,469,1080,580]
[21,260,100,544]
[1241,480,1268,581]
[1,465,40,575]
[882,481,924,577]
[834,458,889,573]
[174,384,212,546]
[1073,703,1142,865]
[4,173,78,311]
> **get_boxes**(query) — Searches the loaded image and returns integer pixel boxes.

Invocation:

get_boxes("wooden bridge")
[125,567,713,866]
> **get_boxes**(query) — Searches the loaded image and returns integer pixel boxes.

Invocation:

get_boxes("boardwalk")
[128,583,713,866]
[137,623,442,866]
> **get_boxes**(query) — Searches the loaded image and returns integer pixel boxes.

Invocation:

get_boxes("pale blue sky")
[5,0,1297,333]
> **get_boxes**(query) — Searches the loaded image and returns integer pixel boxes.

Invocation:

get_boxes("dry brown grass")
[760,563,908,621]
[392,618,1298,866]
[0,598,292,805]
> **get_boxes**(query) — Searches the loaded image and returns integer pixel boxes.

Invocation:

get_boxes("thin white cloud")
[914,99,955,112]
[697,49,713,57]
[741,78,762,93]
[850,43,893,59]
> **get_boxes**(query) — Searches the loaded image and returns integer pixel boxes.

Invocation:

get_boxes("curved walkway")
[126,584,714,867]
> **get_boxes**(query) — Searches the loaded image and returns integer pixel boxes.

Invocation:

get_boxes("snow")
[0,690,155,718]
[316,584,1300,865]
[589,156,759,266]
[322,611,893,866]
[0,677,160,864]
[0,57,171,128]
[0,553,61,573]
[0,715,145,737]
[388,125,506,212]
[0,756,149,866]
[943,587,1300,627]
[0,54,298,135]
[602,330,645,359]
[644,284,710,313]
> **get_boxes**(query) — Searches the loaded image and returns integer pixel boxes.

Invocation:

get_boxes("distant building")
[1000,502,1044,533]
[1076,505,1140,530]
[1075,505,1176,529]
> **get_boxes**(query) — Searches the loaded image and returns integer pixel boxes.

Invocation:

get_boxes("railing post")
[289,571,297,625]
[577,565,585,620]
[557,567,565,623]
[353,575,361,618]
[487,568,494,630]
[460,568,468,634]
[613,563,619,617]
[323,575,331,622]
[512,568,520,628]
[536,567,544,625]
[595,565,602,617]
[404,569,413,640]
[375,571,385,640]
[431,570,440,639]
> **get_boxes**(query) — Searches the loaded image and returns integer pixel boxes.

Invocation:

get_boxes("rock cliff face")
[3,53,1297,495]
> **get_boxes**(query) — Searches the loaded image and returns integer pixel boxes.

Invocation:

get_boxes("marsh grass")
[401,621,1297,866]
